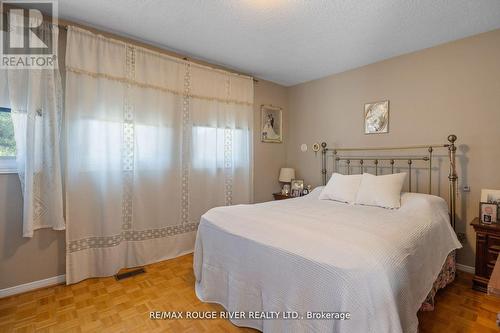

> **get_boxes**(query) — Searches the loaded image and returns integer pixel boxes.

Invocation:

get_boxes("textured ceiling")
[57,0,500,86]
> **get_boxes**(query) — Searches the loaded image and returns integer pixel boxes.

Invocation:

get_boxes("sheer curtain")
[65,27,253,284]
[0,17,64,237]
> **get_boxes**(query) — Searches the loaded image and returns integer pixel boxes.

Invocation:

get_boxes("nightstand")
[471,217,500,292]
[273,193,292,200]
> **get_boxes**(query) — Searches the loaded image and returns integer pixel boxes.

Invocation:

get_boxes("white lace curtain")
[0,19,65,237]
[65,27,253,284]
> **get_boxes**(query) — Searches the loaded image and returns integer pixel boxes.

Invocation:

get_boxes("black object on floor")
[114,267,146,280]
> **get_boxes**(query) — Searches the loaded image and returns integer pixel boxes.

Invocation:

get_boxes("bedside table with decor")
[273,185,312,201]
[273,193,292,200]
[471,217,500,292]
[275,167,312,200]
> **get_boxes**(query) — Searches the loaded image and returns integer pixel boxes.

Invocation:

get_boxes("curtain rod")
[57,23,259,83]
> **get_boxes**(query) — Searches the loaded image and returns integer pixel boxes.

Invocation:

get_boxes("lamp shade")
[279,168,295,182]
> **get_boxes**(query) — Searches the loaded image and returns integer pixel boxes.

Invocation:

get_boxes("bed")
[194,135,462,333]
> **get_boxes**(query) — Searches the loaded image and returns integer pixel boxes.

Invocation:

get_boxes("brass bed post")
[408,160,412,192]
[321,142,328,185]
[428,147,433,194]
[447,135,458,229]
[333,150,338,176]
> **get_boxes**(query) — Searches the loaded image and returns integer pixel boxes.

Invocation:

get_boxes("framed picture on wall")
[364,100,389,134]
[261,105,283,143]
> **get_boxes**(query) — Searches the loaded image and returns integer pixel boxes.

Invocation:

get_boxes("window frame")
[0,107,17,174]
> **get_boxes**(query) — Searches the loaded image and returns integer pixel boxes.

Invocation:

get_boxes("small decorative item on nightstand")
[302,185,312,195]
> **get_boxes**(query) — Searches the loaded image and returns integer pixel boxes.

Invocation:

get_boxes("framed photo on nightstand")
[480,189,500,223]
[480,202,498,224]
[290,179,304,197]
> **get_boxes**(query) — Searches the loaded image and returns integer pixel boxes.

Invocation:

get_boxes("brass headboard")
[321,135,458,228]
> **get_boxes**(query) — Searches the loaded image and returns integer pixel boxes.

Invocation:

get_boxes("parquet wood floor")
[0,254,499,332]
[418,270,500,333]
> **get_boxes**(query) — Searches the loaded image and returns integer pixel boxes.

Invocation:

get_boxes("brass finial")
[447,134,457,143]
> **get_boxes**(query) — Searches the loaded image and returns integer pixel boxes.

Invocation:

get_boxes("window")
[0,107,17,173]
[76,119,174,172]
[191,126,249,170]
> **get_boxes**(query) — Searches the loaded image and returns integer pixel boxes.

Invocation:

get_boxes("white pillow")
[355,173,407,209]
[319,173,363,203]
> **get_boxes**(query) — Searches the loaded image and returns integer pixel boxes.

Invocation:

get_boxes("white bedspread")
[194,188,461,333]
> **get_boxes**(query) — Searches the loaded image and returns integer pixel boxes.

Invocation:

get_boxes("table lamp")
[279,168,295,195]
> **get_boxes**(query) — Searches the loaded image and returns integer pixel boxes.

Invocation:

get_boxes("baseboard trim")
[0,275,66,299]
[0,264,478,298]
[456,263,475,274]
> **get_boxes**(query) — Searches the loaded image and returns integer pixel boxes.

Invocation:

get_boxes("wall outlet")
[462,185,471,192]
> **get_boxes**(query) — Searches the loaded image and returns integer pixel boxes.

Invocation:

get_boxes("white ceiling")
[57,0,500,86]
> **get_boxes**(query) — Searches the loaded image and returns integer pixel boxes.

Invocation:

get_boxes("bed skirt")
[420,250,456,311]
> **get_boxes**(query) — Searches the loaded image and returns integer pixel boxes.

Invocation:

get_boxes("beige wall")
[0,175,66,289]
[253,80,289,203]
[287,29,500,267]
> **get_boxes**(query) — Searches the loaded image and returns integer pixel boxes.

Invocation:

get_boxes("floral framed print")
[261,105,282,143]
[364,100,389,134]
